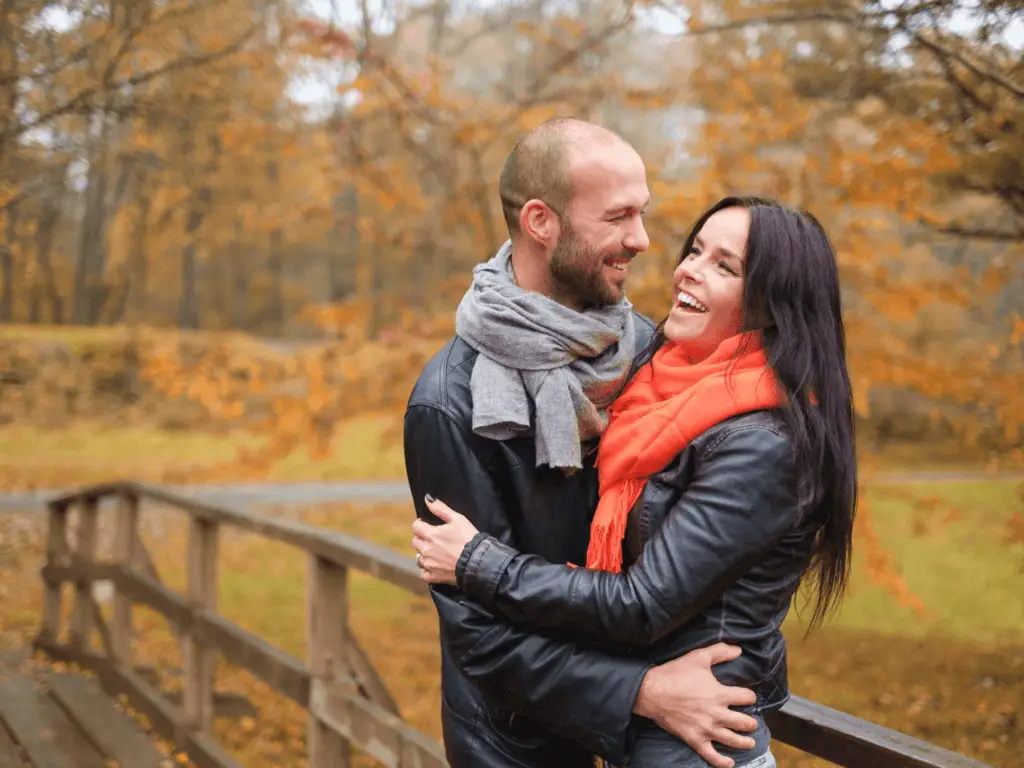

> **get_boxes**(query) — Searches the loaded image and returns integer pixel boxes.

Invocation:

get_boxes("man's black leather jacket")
[404,314,656,766]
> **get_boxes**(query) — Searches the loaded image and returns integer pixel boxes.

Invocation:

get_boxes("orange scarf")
[586,332,785,573]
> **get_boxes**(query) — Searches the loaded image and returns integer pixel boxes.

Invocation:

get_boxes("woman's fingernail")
[425,494,436,503]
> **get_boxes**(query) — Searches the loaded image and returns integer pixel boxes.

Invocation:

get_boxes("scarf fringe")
[586,478,645,573]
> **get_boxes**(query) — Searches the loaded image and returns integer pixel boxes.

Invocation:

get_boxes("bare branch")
[6,26,256,145]
[911,30,1024,99]
[931,224,1022,242]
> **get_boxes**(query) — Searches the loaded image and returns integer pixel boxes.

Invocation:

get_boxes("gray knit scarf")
[455,241,636,471]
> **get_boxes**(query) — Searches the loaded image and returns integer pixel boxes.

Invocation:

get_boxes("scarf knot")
[455,241,637,471]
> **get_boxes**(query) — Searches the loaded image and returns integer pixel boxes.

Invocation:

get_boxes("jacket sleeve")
[456,425,802,647]
[405,401,650,763]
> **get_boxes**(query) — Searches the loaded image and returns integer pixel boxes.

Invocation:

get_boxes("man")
[404,118,757,768]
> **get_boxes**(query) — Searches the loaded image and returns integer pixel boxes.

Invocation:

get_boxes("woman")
[412,196,858,768]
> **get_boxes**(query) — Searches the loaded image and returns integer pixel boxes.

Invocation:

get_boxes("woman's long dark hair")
[643,196,857,630]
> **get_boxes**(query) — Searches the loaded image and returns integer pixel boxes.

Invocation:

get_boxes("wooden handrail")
[35,482,994,768]
[36,482,444,768]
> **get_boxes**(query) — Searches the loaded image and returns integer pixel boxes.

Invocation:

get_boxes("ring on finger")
[415,552,425,569]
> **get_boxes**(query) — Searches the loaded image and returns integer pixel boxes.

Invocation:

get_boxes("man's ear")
[520,199,560,247]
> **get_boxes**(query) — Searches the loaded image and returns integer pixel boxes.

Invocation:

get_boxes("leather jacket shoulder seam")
[700,422,786,458]
[406,400,467,429]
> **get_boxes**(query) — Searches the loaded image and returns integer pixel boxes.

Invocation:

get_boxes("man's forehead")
[567,147,648,204]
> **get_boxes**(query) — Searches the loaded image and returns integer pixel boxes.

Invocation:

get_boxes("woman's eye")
[719,261,737,274]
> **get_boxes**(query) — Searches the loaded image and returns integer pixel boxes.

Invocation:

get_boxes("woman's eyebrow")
[696,236,744,263]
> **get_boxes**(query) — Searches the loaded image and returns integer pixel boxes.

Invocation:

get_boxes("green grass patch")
[787,479,1024,645]
[0,418,406,489]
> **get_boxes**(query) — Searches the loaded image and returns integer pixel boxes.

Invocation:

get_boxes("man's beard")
[550,222,631,309]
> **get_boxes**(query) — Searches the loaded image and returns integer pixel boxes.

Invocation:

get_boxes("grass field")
[3,419,1018,492]
[0,418,407,490]
[0,477,1020,768]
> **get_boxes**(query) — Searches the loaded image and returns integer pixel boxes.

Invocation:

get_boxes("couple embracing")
[404,118,857,768]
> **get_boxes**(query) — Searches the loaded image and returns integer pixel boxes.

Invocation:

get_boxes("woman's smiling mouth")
[676,290,708,313]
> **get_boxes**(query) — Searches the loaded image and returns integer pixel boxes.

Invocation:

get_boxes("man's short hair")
[498,118,624,239]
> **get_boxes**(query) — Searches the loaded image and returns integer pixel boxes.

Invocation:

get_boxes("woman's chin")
[664,313,703,344]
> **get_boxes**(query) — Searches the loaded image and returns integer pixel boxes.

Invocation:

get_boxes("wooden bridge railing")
[34,481,993,768]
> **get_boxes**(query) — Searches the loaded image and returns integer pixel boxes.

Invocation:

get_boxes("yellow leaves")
[854,498,929,618]
[1011,315,1024,346]
[979,262,1013,294]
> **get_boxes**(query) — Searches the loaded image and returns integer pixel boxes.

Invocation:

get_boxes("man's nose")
[623,216,650,253]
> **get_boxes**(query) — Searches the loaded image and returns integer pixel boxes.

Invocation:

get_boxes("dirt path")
[2,471,1022,512]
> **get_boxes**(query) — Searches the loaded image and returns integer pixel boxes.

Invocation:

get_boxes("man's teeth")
[677,292,708,312]
[607,261,628,272]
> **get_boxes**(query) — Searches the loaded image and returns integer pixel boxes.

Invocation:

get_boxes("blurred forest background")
[0,0,1022,766]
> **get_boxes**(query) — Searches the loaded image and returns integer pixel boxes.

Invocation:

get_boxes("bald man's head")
[498,118,630,238]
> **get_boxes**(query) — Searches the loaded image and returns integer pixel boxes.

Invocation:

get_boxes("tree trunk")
[178,126,217,330]
[265,158,284,332]
[328,183,358,302]
[230,220,248,330]
[0,201,15,321]
[179,223,201,329]
[267,227,284,332]
[73,114,112,324]
[34,192,64,324]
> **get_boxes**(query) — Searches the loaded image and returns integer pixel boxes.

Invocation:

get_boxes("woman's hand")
[411,496,480,585]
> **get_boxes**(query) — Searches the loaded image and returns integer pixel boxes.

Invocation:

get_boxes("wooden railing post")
[183,517,219,733]
[111,490,140,665]
[40,500,71,643]
[307,554,352,768]
[70,496,99,652]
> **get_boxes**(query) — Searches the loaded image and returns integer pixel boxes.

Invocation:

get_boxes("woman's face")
[664,206,749,358]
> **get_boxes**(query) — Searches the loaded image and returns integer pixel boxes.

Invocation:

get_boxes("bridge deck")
[0,655,169,768]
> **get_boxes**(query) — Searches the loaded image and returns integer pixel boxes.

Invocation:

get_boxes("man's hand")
[633,643,758,768]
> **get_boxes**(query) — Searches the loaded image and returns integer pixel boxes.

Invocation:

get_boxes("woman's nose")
[675,260,703,285]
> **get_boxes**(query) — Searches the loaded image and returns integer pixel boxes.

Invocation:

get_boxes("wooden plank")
[310,679,448,768]
[767,696,995,768]
[162,690,258,720]
[307,554,352,768]
[0,660,107,768]
[105,567,311,705]
[44,671,166,768]
[70,497,99,652]
[87,600,117,664]
[48,483,126,508]
[111,491,140,664]
[128,481,428,595]
[109,567,192,629]
[41,500,70,642]
[42,562,119,586]
[33,640,182,744]
[196,612,310,705]
[0,719,27,767]
[181,731,245,768]
[183,518,218,732]
[32,639,240,768]
[348,633,400,716]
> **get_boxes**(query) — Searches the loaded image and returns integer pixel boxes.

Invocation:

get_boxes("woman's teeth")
[677,292,708,312]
